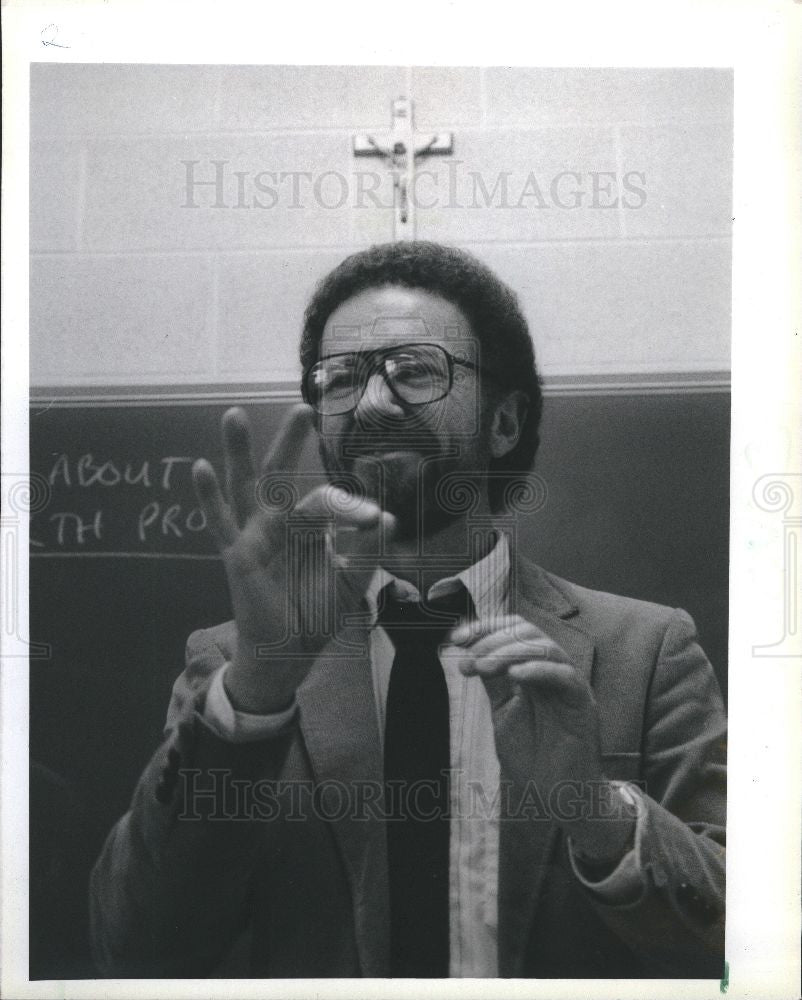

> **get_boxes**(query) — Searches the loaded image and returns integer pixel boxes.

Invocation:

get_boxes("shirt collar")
[364,531,510,623]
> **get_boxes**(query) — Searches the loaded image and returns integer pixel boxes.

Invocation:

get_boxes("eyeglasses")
[302,343,480,416]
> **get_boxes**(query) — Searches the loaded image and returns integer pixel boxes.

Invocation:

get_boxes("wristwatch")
[569,781,641,873]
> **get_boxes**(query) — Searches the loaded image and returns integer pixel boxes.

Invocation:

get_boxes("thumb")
[331,512,397,599]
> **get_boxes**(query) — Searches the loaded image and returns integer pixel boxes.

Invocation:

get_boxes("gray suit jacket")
[90,555,726,979]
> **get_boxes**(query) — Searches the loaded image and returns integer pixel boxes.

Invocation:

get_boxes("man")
[90,241,726,979]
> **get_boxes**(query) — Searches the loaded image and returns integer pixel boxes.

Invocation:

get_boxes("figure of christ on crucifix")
[354,98,453,238]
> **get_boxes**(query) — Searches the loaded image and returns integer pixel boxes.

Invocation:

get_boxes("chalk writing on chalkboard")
[30,452,217,559]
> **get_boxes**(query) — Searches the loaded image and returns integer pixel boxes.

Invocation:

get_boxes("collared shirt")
[204,533,645,976]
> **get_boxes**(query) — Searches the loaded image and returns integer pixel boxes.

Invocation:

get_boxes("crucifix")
[353,98,453,240]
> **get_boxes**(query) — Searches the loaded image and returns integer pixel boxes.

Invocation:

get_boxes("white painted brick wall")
[29,64,732,387]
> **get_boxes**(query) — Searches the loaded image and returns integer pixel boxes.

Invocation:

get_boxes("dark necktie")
[378,583,474,978]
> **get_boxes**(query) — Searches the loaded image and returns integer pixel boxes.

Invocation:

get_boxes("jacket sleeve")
[89,628,293,977]
[581,608,727,976]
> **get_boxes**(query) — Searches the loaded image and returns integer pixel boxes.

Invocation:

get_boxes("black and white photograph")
[2,4,800,997]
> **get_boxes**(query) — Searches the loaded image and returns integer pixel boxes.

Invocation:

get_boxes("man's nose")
[354,371,405,424]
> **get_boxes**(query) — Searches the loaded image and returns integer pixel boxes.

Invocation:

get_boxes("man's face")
[314,285,493,542]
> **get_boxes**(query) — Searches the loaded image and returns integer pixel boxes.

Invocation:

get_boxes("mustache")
[338,425,441,457]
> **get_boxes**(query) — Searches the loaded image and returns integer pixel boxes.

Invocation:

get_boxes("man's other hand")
[449,614,636,863]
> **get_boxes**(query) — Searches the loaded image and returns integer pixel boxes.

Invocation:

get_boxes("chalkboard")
[28,400,313,977]
[29,401,324,557]
[28,390,730,977]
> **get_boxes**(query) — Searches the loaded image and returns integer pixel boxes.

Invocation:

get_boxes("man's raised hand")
[193,405,394,714]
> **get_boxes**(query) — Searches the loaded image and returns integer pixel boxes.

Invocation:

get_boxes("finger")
[261,404,316,477]
[266,485,394,588]
[331,515,398,611]
[450,614,546,647]
[222,408,258,527]
[506,662,590,713]
[295,484,396,532]
[452,654,537,720]
[193,458,237,547]
[444,647,502,679]
[299,489,396,600]
[460,640,571,677]
[507,660,581,691]
[451,650,478,676]
[441,647,519,700]
[333,516,397,577]
[334,547,385,613]
[458,626,564,662]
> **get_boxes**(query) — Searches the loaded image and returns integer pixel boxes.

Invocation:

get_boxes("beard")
[318,425,490,544]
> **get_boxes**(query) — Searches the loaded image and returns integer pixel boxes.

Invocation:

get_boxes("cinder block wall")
[30,65,732,388]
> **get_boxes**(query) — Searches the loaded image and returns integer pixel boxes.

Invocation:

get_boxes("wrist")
[564,783,639,865]
[225,655,298,715]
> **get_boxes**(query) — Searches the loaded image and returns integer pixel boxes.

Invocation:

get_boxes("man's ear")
[488,390,529,459]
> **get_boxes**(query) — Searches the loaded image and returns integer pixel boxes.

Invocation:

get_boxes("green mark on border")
[720,958,730,993]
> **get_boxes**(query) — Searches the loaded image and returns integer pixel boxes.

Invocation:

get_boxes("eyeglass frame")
[301,341,485,416]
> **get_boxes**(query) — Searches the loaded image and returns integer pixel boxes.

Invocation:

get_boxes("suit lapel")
[497,555,596,976]
[295,625,390,977]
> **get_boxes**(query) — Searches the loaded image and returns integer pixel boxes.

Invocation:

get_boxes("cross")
[353,98,453,240]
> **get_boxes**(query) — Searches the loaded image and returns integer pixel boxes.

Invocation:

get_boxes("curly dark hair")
[300,241,543,510]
